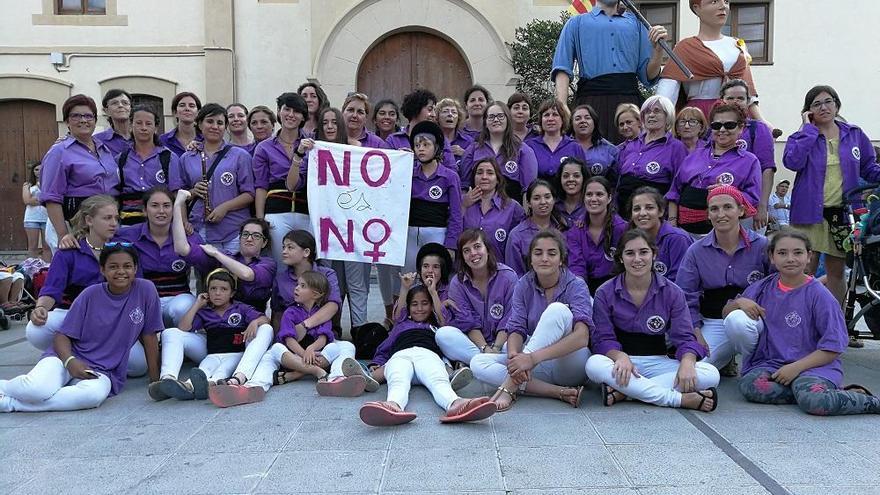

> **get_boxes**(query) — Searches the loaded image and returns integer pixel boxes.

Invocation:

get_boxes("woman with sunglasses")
[667,103,761,237]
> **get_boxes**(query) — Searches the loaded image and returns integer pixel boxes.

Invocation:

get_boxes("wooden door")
[357,31,473,112]
[0,100,59,250]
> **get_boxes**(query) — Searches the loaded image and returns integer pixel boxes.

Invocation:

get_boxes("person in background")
[673,107,708,154]
[768,180,791,232]
[159,92,202,157]
[298,81,330,138]
[461,85,493,141]
[526,99,581,181]
[570,105,619,180]
[226,103,252,149]
[508,92,538,142]
[615,103,642,146]
[372,99,401,141]
[94,88,133,157]
[22,161,51,262]
[436,98,472,164]
[245,106,276,156]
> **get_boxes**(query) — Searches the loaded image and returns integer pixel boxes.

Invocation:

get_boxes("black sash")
[206,327,247,354]
[409,198,449,228]
[265,180,295,214]
[62,196,89,221]
[699,285,743,319]
[143,269,191,297]
[59,283,86,309]
[576,73,641,97]
[236,295,267,314]
[115,149,172,226]
[389,328,443,359]
[613,328,667,356]
[587,274,613,296]
[678,185,712,234]
[616,174,670,214]
[505,180,524,203]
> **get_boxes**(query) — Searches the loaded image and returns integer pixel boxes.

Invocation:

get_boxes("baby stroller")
[843,183,880,341]
[0,259,42,330]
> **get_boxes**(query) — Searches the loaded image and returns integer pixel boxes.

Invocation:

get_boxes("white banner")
[307,141,413,265]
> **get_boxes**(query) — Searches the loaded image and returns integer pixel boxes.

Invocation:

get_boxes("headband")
[206,267,237,290]
[707,185,757,218]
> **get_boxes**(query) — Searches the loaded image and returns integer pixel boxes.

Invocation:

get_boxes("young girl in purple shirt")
[723,229,880,415]
[1,244,162,412]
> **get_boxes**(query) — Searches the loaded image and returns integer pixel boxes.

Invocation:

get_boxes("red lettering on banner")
[360,150,391,187]
[317,149,351,186]
[319,217,354,253]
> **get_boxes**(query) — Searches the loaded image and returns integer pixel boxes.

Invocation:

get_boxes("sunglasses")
[104,242,134,248]
[709,121,741,131]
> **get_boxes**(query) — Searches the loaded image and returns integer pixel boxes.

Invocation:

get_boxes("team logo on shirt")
[129,307,144,325]
[646,315,666,333]
[645,161,661,175]
[227,313,242,326]
[784,311,802,328]
[504,160,519,174]
[494,228,507,242]
[717,172,735,186]
[590,163,605,175]
[220,171,235,186]
[604,247,616,262]
[852,147,861,160]
[559,156,570,164]
[736,139,748,151]
[155,170,167,184]
[489,303,505,320]
[653,260,668,276]
[171,259,187,272]
[747,270,764,284]
[428,185,443,200]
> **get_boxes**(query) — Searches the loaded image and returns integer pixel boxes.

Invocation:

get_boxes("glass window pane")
[721,24,732,36]
[86,0,106,13]
[643,6,674,25]
[737,5,766,25]
[738,23,765,41]
[58,0,82,13]
[747,42,765,61]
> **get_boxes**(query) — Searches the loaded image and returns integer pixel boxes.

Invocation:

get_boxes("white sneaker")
[341,357,380,392]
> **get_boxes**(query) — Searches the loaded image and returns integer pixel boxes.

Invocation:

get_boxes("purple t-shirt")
[192,301,265,354]
[591,273,706,360]
[277,303,335,344]
[40,136,120,204]
[44,279,163,395]
[525,135,586,180]
[183,241,276,307]
[159,128,203,157]
[116,224,199,297]
[653,221,693,281]
[252,134,301,190]
[447,263,519,343]
[666,143,762,209]
[567,214,628,282]
[271,263,342,311]
[740,274,848,386]
[582,139,620,178]
[463,195,526,265]
[94,128,133,157]
[116,145,178,194]
[504,218,564,277]
[506,268,593,339]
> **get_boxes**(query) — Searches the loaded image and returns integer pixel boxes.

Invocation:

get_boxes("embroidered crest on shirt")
[717,172,735,186]
[653,260,668,276]
[784,311,802,328]
[428,185,443,200]
[129,307,144,325]
[559,156,569,164]
[736,139,748,151]
[227,312,242,326]
[494,228,507,242]
[171,259,187,272]
[645,161,661,175]
[504,160,519,174]
[604,247,616,262]
[155,170,167,184]
[747,270,764,284]
[220,171,235,186]
[852,147,861,160]
[489,303,504,319]
[590,163,604,175]
[646,315,666,333]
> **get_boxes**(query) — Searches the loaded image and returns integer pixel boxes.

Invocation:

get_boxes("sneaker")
[341,357,380,392]
[449,367,473,391]
[848,335,865,348]
[148,381,170,402]
[719,359,739,378]
[159,377,195,400]
[190,368,209,400]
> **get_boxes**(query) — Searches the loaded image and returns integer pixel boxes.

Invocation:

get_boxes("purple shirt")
[410,164,463,248]
[675,229,771,327]
[591,273,706,360]
[169,143,255,244]
[567,214,628,282]
[654,221,693,281]
[555,200,585,227]
[159,128,202,157]
[252,134,301,189]
[372,318,435,366]
[39,239,106,309]
[40,136,120,204]
[277,303,336,344]
[354,129,390,149]
[116,224,200,297]
[617,132,688,186]
[463,195,525,265]
[117,145,178,194]
[192,301,263,333]
[740,274,848,386]
[506,268,593,339]
[385,129,458,171]
[733,119,776,172]
[667,143,762,208]
[460,125,481,142]
[447,263,519,343]
[783,122,880,224]
[94,128,133,157]
[183,241,276,306]
[459,142,539,198]
[525,135,585,179]
[582,139,620,178]
[271,263,341,311]
[505,218,564,277]
[45,279,162,395]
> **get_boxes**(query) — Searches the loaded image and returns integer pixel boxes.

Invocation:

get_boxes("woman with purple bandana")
[462,158,525,265]
[667,103,762,236]
[586,229,719,411]
[1,244,162,412]
[784,85,880,348]
[723,229,880,415]
[571,105,619,180]
[629,187,693,281]
[159,92,202,157]
[253,92,309,266]
[676,185,771,374]
[473,230,591,411]
[93,88,133,157]
[616,95,688,215]
[40,94,120,254]
[526,99,583,181]
[170,103,255,253]
[506,179,568,277]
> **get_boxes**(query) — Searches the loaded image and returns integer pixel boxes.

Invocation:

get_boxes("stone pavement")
[1,287,879,495]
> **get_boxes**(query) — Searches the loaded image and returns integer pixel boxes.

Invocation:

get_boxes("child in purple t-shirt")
[723,229,880,416]
[1,244,162,412]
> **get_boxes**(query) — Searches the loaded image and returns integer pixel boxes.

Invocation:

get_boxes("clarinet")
[200,150,213,216]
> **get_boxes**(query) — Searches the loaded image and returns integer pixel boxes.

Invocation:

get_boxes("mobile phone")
[84,369,100,378]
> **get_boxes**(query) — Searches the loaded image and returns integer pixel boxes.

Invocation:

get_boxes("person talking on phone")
[783,85,880,347]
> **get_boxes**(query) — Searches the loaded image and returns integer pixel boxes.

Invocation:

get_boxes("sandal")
[693,387,719,413]
[316,375,366,397]
[158,377,195,401]
[223,375,244,386]
[272,370,291,386]
[208,384,266,408]
[601,383,626,407]
[449,367,473,392]
[848,335,865,348]
[844,384,874,396]
[359,401,417,427]
[494,386,517,412]
[560,385,584,409]
[341,357,380,392]
[440,397,497,424]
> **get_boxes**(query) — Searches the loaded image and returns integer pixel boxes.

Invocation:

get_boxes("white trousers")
[585,354,720,407]
[0,356,112,412]
[471,302,590,388]
[161,294,196,328]
[722,309,762,359]
[198,352,244,381]
[247,340,356,391]
[44,220,64,257]
[404,226,447,274]
[435,326,481,364]
[701,318,735,368]
[231,324,274,379]
[266,212,310,270]
[385,346,458,411]
[159,328,208,379]
[344,261,372,326]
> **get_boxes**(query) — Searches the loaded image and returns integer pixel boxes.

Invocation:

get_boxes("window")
[723,1,772,64]
[57,0,106,15]
[635,1,679,46]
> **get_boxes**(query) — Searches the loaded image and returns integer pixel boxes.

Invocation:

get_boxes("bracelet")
[294,149,306,158]
[479,345,488,352]
[63,356,76,368]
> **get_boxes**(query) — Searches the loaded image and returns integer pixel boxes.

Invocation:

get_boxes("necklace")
[85,237,102,251]
[539,276,560,291]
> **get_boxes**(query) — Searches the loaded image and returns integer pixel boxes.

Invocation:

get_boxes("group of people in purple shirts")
[2,78,879,425]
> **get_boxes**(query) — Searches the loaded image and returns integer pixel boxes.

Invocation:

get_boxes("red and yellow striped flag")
[567,0,596,15]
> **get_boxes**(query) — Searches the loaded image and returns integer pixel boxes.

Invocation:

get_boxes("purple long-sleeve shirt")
[459,142,539,199]
[409,163,463,248]
[116,145,178,194]
[462,195,526,265]
[252,134,301,189]
[566,214,628,282]
[277,303,336,344]
[115,223,200,297]
[371,318,436,366]
[271,263,341,312]
[653,221,693,281]
[40,136,120,204]
[506,268,593,339]
[582,139,620,179]
[447,263,519,343]
[39,239,107,309]
[94,128,133,157]
[617,132,687,186]
[666,143,762,209]
[182,240,277,306]
[505,218,564,277]
[525,135,586,180]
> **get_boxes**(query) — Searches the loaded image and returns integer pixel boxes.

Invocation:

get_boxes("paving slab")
[610,443,756,488]
[134,452,277,495]
[736,442,880,486]
[256,450,385,494]
[381,447,503,492]
[14,455,169,495]
[498,445,627,490]
[587,407,712,445]
[494,412,603,447]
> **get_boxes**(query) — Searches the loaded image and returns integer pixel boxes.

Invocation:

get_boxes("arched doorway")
[0,100,58,250]
[357,31,473,111]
